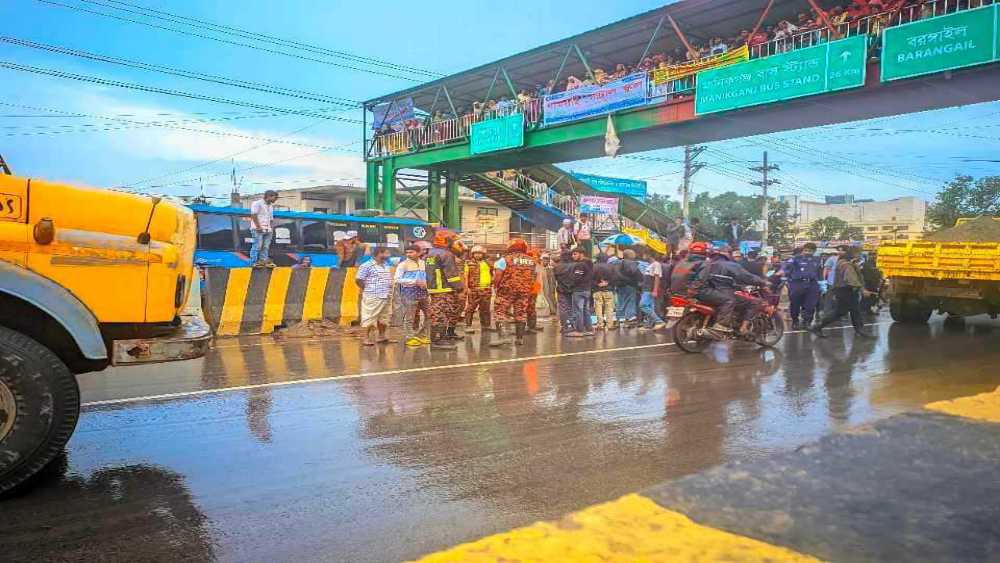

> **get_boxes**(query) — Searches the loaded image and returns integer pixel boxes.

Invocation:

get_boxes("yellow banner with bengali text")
[652,45,749,84]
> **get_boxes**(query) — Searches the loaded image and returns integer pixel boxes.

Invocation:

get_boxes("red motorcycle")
[668,287,785,353]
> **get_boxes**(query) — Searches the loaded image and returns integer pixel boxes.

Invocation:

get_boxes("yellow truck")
[0,174,210,494]
[878,217,1000,323]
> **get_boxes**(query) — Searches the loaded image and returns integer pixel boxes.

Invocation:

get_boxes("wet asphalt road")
[2,314,1000,562]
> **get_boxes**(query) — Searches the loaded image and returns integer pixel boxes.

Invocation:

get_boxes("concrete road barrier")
[201,267,362,336]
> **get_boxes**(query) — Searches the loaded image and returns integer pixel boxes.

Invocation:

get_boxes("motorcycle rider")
[669,242,709,295]
[692,246,768,334]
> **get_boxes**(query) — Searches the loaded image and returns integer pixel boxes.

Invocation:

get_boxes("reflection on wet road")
[2,315,999,562]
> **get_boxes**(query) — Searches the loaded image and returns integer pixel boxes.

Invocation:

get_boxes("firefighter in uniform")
[447,238,468,339]
[493,239,536,346]
[463,245,493,333]
[786,242,823,330]
[425,230,465,350]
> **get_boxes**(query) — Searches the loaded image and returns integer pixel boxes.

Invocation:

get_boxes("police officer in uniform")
[786,242,823,330]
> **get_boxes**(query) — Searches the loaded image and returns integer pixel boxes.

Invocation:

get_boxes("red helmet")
[432,229,457,249]
[507,238,528,253]
[688,242,709,255]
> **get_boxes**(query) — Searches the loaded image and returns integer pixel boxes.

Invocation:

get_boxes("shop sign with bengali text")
[881,5,999,82]
[572,173,648,201]
[579,195,619,217]
[695,35,868,115]
[470,113,525,155]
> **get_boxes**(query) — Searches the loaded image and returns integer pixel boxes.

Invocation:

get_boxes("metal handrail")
[370,0,997,159]
[750,0,997,59]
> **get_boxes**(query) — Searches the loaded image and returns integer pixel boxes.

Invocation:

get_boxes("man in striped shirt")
[356,247,394,346]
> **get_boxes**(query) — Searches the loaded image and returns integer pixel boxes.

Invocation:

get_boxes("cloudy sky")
[2,0,998,206]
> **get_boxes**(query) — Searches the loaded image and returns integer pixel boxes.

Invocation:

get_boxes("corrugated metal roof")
[366,0,813,112]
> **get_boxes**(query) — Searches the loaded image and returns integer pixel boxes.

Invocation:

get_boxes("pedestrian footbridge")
[364,0,1000,231]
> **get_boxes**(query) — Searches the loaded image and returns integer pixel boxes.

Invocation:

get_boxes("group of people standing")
[355,230,549,349]
[353,223,885,349]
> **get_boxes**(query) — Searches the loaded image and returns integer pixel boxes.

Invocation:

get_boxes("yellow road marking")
[301,267,331,321]
[925,386,1000,423]
[415,493,818,562]
[261,267,292,334]
[217,268,252,336]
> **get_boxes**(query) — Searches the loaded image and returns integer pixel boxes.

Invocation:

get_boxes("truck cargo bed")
[879,242,1000,281]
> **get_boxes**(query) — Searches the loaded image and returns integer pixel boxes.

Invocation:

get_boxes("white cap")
[562,218,573,225]
[333,231,347,241]
[346,230,359,239]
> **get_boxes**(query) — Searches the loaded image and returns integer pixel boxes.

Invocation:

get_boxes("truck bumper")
[111,315,212,365]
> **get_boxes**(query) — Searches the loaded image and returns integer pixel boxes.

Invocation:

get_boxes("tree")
[927,174,1000,230]
[646,192,682,218]
[807,216,863,241]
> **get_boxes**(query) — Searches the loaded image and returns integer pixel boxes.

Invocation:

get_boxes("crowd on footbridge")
[370,0,989,158]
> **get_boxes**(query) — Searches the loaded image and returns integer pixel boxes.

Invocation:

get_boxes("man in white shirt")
[249,190,278,268]
[557,218,576,251]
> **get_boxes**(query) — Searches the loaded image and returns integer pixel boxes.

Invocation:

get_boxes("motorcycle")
[668,287,785,353]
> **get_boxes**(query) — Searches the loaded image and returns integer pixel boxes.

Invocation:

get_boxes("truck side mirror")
[33,217,55,245]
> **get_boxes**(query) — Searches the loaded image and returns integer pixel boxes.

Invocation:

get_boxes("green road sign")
[695,35,868,115]
[470,113,525,155]
[881,5,999,82]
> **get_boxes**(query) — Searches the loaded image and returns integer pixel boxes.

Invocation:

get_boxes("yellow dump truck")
[879,217,1000,323]
[0,174,210,494]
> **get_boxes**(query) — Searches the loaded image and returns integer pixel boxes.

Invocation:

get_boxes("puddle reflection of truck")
[880,217,1000,323]
[0,175,210,494]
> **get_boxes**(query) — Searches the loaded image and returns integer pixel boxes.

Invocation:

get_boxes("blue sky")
[2,0,998,205]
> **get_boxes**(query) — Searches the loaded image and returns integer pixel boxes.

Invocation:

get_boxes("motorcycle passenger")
[692,246,767,334]
[669,241,709,295]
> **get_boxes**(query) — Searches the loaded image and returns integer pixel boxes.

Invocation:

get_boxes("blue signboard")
[573,172,648,201]
[371,97,415,131]
[543,73,648,126]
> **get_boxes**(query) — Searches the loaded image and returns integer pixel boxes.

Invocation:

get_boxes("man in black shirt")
[568,248,595,336]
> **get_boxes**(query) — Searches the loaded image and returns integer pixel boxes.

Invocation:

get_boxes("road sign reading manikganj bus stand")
[881,5,999,82]
[470,113,525,155]
[695,35,868,115]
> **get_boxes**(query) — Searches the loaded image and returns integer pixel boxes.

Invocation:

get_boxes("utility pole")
[0,153,11,175]
[750,151,780,247]
[681,145,706,219]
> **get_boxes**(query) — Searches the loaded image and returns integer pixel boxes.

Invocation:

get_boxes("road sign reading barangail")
[695,35,867,115]
[881,5,999,82]
[470,113,525,155]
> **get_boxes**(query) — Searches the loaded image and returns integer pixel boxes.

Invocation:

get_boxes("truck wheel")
[0,326,80,496]
[889,298,932,324]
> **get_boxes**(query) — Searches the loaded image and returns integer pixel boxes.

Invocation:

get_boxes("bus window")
[358,222,381,244]
[381,223,402,249]
[197,213,236,250]
[270,217,300,251]
[326,220,351,243]
[302,220,328,252]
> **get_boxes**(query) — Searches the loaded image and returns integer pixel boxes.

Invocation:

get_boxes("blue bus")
[191,204,432,268]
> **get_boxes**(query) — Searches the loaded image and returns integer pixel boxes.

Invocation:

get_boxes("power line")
[82,0,442,78]
[0,102,355,150]
[0,35,362,107]
[0,108,347,135]
[0,60,362,123]
[125,119,330,187]
[36,0,434,82]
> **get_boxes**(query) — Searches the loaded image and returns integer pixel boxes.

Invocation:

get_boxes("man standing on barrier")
[493,238,536,346]
[786,242,823,330]
[463,245,493,334]
[425,230,465,350]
